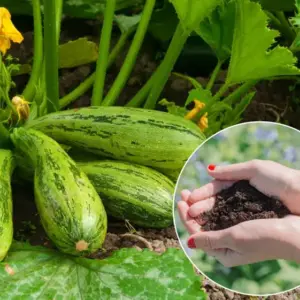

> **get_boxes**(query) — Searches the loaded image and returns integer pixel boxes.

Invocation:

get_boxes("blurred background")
[174,122,300,295]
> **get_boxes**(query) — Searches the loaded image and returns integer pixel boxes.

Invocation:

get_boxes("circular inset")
[174,122,300,296]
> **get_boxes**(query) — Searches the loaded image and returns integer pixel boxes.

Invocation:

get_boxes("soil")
[200,181,291,231]
[7,16,300,300]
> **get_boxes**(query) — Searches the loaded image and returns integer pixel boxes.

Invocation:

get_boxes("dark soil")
[200,181,291,231]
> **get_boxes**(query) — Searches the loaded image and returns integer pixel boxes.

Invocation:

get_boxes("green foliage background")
[174,122,300,295]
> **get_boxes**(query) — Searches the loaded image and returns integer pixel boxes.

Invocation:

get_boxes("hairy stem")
[223,80,259,105]
[0,123,10,148]
[56,0,63,40]
[102,0,156,106]
[274,11,295,44]
[22,0,43,102]
[206,60,223,90]
[144,23,190,109]
[44,0,60,112]
[212,82,230,102]
[59,29,133,109]
[91,0,117,106]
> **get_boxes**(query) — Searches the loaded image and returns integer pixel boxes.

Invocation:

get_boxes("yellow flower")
[185,99,206,120]
[0,8,23,55]
[12,95,30,121]
[198,112,208,132]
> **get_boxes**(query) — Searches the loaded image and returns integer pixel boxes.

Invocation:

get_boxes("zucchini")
[0,150,14,261]
[13,154,175,228]
[78,160,174,228]
[11,128,107,256]
[25,107,205,171]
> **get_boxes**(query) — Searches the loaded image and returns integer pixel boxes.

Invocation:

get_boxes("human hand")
[185,215,300,267]
[188,160,300,216]
[177,160,300,266]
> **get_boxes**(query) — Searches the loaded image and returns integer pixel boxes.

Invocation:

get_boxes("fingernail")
[208,164,216,171]
[187,238,196,249]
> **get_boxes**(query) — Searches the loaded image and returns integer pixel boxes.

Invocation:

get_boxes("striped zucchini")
[11,128,107,256]
[0,150,14,261]
[14,155,175,228]
[25,107,205,171]
[78,160,174,228]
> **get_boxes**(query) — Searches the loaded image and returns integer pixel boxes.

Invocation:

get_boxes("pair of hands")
[178,160,300,267]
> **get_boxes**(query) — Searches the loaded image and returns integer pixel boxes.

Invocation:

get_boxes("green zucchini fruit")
[78,160,175,228]
[0,150,15,261]
[11,128,107,256]
[25,107,205,171]
[14,154,175,228]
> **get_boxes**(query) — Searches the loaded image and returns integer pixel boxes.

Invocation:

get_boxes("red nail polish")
[187,238,196,249]
[208,164,216,171]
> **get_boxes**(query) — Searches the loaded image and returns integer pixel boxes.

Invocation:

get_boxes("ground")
[8,16,300,300]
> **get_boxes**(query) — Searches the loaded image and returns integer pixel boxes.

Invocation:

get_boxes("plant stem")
[144,23,190,109]
[0,123,10,147]
[265,11,281,28]
[59,29,133,109]
[223,80,259,105]
[56,0,63,40]
[102,0,156,106]
[212,82,230,102]
[206,60,223,90]
[91,0,117,106]
[274,12,295,44]
[22,0,43,102]
[44,0,60,113]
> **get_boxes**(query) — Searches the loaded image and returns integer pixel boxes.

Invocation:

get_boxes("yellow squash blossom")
[198,112,208,132]
[185,99,206,120]
[12,95,30,121]
[0,8,23,55]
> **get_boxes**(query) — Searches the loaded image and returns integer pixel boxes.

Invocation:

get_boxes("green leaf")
[210,102,232,113]
[185,89,213,107]
[148,2,179,42]
[169,0,222,33]
[159,99,188,117]
[173,72,204,91]
[0,242,205,299]
[290,0,300,28]
[226,0,300,85]
[114,14,141,33]
[196,0,236,61]
[59,38,99,68]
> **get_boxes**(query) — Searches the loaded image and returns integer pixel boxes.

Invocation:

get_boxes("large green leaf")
[196,0,236,61]
[226,0,300,85]
[0,243,205,299]
[169,0,222,33]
